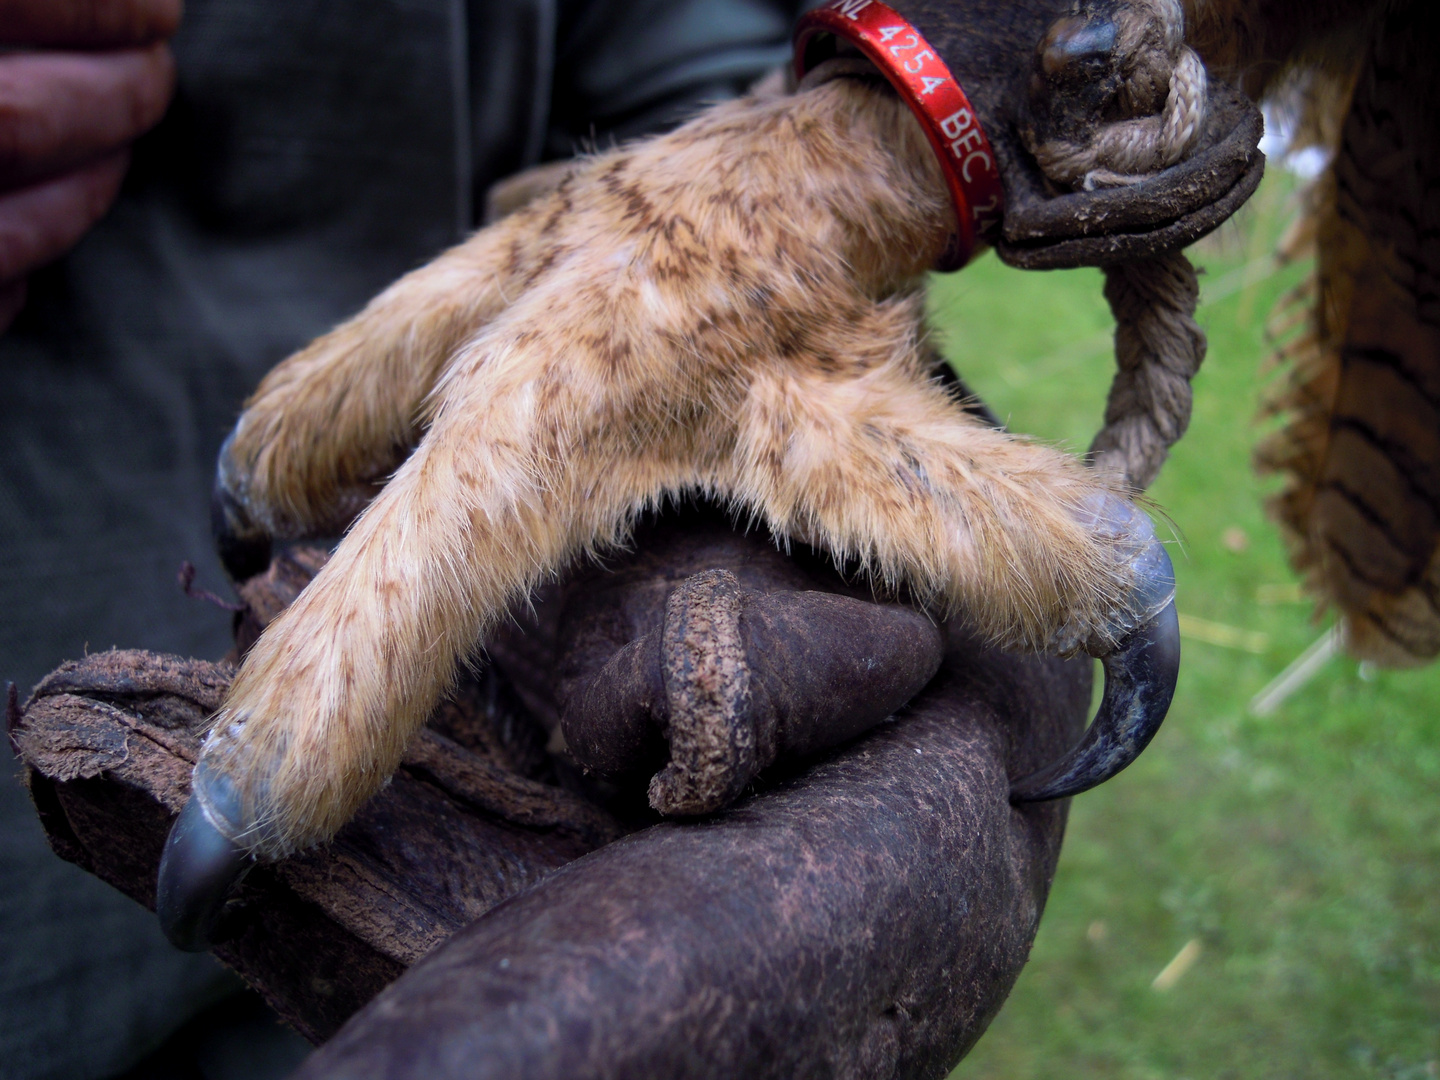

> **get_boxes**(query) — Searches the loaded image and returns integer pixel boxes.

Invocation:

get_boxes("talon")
[212,431,272,583]
[1062,493,1172,653]
[1028,7,1123,131]
[1040,15,1117,79]
[156,766,252,951]
[1011,533,1179,803]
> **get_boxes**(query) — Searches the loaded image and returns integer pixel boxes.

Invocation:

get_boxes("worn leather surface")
[557,513,944,812]
[295,631,1088,1080]
[16,509,1091,1078]
[16,647,624,1043]
[996,82,1265,268]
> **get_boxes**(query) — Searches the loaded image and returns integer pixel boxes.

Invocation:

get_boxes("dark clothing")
[0,3,801,1076]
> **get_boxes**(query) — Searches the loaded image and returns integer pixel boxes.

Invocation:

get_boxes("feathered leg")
[183,80,1159,867]
[731,352,1143,656]
[214,209,553,558]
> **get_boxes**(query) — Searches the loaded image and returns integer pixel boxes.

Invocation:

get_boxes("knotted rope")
[1029,0,1211,492]
[1030,0,1208,191]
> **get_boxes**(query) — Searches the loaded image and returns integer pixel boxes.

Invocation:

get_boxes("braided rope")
[1158,47,1208,166]
[1090,252,1207,490]
[1036,0,1207,187]
[1024,0,1211,492]
[1034,40,1208,190]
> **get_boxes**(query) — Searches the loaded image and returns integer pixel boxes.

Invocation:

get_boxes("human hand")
[0,0,181,330]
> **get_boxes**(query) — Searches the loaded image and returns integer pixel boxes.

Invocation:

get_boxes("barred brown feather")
[1256,5,1440,665]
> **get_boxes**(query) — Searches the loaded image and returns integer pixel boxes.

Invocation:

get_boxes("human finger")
[0,278,25,331]
[0,0,182,49]
[0,46,174,190]
[0,150,128,282]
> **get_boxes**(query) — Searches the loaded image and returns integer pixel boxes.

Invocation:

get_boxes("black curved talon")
[156,793,251,952]
[212,432,272,583]
[212,485,272,584]
[1010,544,1181,803]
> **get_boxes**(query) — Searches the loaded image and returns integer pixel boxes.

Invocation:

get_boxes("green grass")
[929,172,1440,1080]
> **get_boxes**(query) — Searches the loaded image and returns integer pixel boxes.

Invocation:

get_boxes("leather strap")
[794,0,1004,269]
